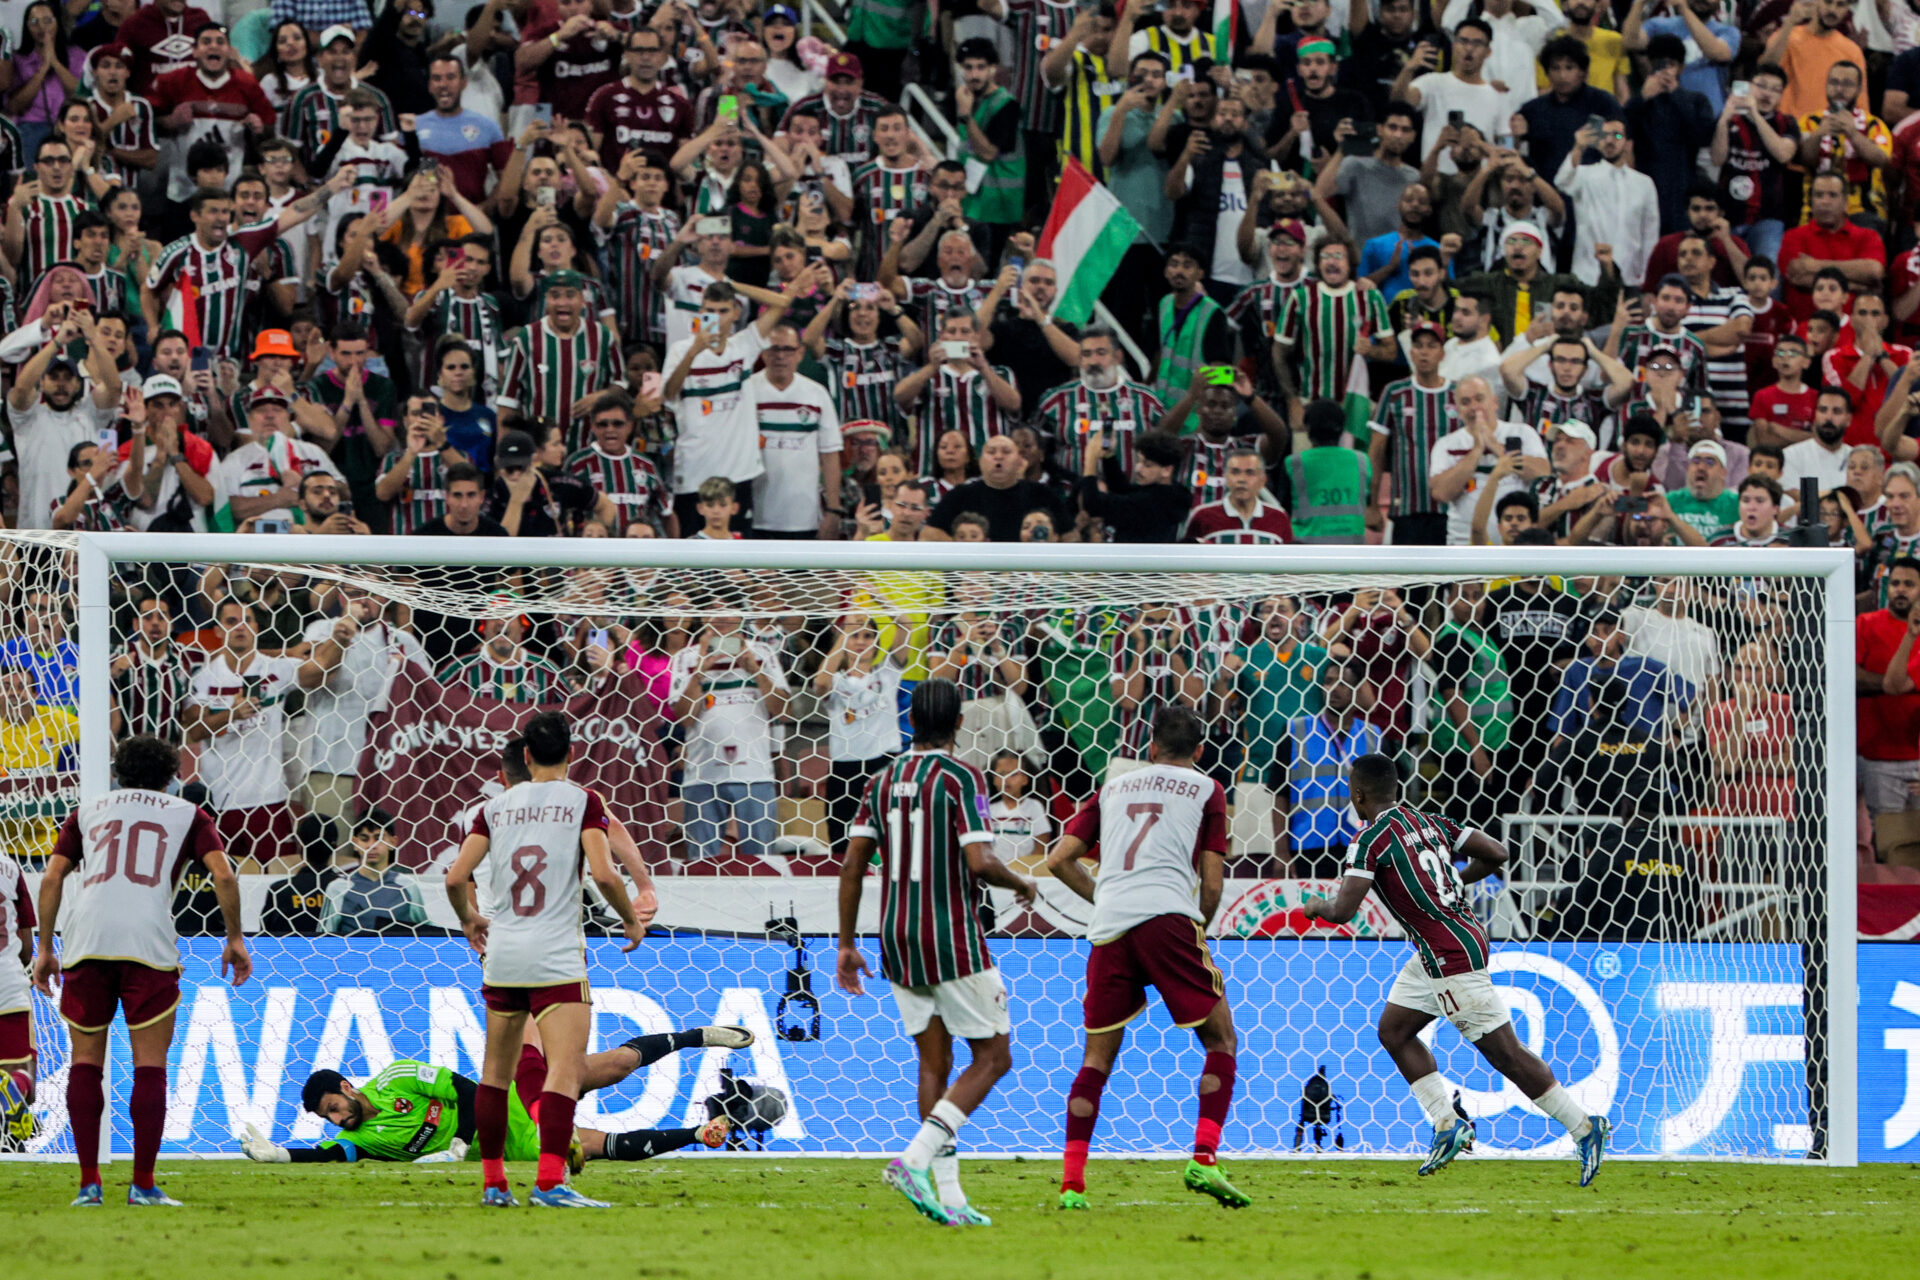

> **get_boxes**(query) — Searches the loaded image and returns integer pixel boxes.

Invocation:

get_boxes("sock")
[130,1066,166,1189]
[603,1127,701,1161]
[932,1142,965,1208]
[621,1029,703,1066]
[1061,1066,1108,1193]
[1193,1052,1236,1166]
[476,1083,509,1190]
[514,1046,548,1122]
[67,1061,103,1189]
[902,1098,967,1171]
[1532,1084,1593,1140]
[536,1090,576,1190]
[1410,1072,1457,1131]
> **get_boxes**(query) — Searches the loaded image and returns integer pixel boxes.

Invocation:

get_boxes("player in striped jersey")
[376,395,471,536]
[112,596,196,743]
[498,271,622,449]
[837,679,1039,1227]
[850,107,935,279]
[279,39,397,178]
[1042,4,1138,173]
[4,138,86,288]
[592,152,680,349]
[1370,323,1455,544]
[1033,326,1165,477]
[807,279,923,438]
[894,310,1022,475]
[1674,235,1756,438]
[1276,240,1395,419]
[565,390,673,536]
[436,619,574,705]
[403,237,506,395]
[1306,755,1610,1186]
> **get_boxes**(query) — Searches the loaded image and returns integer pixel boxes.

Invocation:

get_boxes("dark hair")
[1740,474,1784,506]
[66,440,96,468]
[1752,63,1788,87]
[1750,443,1786,467]
[909,677,963,746]
[296,812,338,870]
[1512,527,1557,548]
[1655,273,1690,297]
[1817,386,1856,408]
[951,510,992,538]
[436,339,478,375]
[1808,308,1842,332]
[352,806,395,838]
[1407,244,1444,271]
[19,2,70,74]
[1381,102,1418,130]
[1238,52,1280,80]
[1889,555,1920,579]
[591,387,636,420]
[255,19,317,95]
[1349,752,1400,802]
[330,319,370,346]
[1495,490,1538,521]
[1744,255,1778,278]
[1645,32,1687,66]
[1135,432,1183,469]
[1166,242,1208,270]
[955,35,999,64]
[1540,35,1588,72]
[1623,410,1664,444]
[1151,704,1205,760]
[1303,398,1346,447]
[445,461,483,489]
[1456,289,1494,317]
[301,1069,349,1115]
[1775,332,1806,351]
[114,734,180,792]
[1131,49,1171,71]
[520,709,571,766]
[500,737,532,784]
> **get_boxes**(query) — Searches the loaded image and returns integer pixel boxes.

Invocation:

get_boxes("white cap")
[140,373,184,400]
[319,24,356,48]
[1688,440,1728,466]
[1504,220,1547,249]
[1549,421,1597,448]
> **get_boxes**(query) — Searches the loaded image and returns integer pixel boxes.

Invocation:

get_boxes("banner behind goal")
[0,534,1858,1162]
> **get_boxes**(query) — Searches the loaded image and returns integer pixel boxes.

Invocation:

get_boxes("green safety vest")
[1155,291,1223,428]
[1427,622,1514,754]
[1285,447,1370,543]
[845,0,916,49]
[963,87,1025,226]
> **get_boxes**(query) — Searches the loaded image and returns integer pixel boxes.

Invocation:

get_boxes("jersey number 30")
[83,820,171,887]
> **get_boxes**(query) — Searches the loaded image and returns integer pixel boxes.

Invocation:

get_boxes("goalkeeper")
[240,1023,753,1166]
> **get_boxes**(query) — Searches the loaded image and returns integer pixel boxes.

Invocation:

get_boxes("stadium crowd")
[0,0,1916,937]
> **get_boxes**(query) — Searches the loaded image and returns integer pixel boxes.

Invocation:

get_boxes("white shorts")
[891,967,1011,1041]
[1385,955,1511,1042]
[1861,757,1920,815]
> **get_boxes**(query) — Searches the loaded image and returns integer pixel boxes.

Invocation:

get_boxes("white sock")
[1410,1072,1457,1130]
[903,1099,968,1170]
[1533,1084,1593,1140]
[932,1143,965,1207]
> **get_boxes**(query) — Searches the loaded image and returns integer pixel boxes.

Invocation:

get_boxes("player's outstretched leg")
[579,1117,731,1164]
[1182,1000,1250,1209]
[578,1025,755,1096]
[1378,1002,1472,1177]
[1473,1026,1607,1186]
[1059,1028,1121,1210]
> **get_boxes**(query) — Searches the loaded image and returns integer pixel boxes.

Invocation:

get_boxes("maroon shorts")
[481,980,590,1019]
[0,1010,33,1065]
[1083,914,1225,1033]
[217,804,294,865]
[59,960,181,1033]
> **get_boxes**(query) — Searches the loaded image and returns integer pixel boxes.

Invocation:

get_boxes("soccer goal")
[0,533,1858,1164]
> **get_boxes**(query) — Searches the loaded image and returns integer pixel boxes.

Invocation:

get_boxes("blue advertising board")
[1859,943,1920,1162]
[47,937,1820,1159]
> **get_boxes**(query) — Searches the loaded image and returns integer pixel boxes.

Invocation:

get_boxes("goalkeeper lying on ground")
[240,1023,752,1167]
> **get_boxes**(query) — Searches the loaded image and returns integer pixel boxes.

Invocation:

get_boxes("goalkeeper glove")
[241,1122,290,1163]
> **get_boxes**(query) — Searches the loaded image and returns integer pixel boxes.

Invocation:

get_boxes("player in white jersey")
[33,735,250,1208]
[445,711,645,1210]
[1043,706,1249,1211]
[0,852,35,1149]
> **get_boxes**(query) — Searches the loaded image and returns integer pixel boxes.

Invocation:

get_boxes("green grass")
[1,1158,1915,1279]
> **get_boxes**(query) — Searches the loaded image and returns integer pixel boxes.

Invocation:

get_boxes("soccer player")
[1042,705,1250,1211]
[241,1022,748,1166]
[1303,754,1609,1185]
[445,711,647,1208]
[32,734,251,1206]
[0,852,33,1148]
[835,678,1038,1227]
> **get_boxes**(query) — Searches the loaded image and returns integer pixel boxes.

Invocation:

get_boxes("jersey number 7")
[1121,803,1164,871]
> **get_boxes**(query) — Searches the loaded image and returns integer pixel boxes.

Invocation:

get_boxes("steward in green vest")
[956,40,1025,243]
[1427,617,1515,756]
[1155,246,1231,428]
[1285,398,1372,543]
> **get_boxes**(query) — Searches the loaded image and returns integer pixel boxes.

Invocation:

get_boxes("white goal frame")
[57,534,1858,1166]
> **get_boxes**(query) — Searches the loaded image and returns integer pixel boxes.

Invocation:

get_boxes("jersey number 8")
[508,846,548,917]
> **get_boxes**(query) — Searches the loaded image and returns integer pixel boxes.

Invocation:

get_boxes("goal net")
[1,533,1857,1163]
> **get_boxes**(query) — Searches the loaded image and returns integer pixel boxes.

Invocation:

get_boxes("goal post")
[3,532,1859,1163]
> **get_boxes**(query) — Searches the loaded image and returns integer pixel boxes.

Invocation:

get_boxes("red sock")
[476,1083,509,1190]
[1193,1052,1236,1166]
[1061,1066,1108,1193]
[130,1066,167,1188]
[536,1091,576,1191]
[68,1061,103,1189]
[515,1046,548,1122]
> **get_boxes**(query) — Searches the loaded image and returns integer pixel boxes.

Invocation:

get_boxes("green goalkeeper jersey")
[319,1060,538,1162]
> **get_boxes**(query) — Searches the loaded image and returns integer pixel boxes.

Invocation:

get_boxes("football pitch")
[1,1158,1914,1279]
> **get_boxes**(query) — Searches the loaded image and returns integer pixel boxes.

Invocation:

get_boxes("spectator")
[1034,326,1165,479]
[262,813,347,937]
[376,393,471,537]
[1671,232,1756,439]
[1077,428,1187,544]
[1108,604,1205,776]
[1794,59,1891,236]
[1502,334,1634,449]
[52,439,133,533]
[1828,292,1912,449]
[987,749,1050,876]
[147,25,274,203]
[1711,71,1799,271]
[670,613,790,861]
[749,321,842,540]
[893,308,1022,476]
[562,388,673,537]
[438,614,571,702]
[813,611,906,840]
[1097,52,1175,261]
[296,585,427,821]
[1185,446,1294,545]
[119,0,214,95]
[415,55,511,203]
[321,808,428,935]
[1315,102,1420,249]
[1429,375,1549,545]
[1439,287,1505,395]
[1158,364,1288,511]
[1548,609,1694,751]
[1371,320,1455,544]
[216,385,346,530]
[183,596,348,869]
[4,138,87,304]
[1765,0,1867,121]
[0,663,78,860]
[1782,387,1857,494]
[1280,660,1381,878]
[928,434,1061,542]
[1343,0,1437,117]
[1423,580,1509,828]
[1623,0,1736,116]
[1710,474,1790,546]
[488,426,613,538]
[6,307,120,530]
[1520,35,1621,188]
[109,593,191,743]
[1460,216,1615,354]
[953,38,1023,260]
[1703,636,1796,824]
[1275,238,1394,429]
[118,373,218,532]
[1286,398,1372,544]
[1555,117,1659,290]
[1664,439,1741,543]
[1042,5,1140,176]
[1857,556,1920,862]
[1778,171,1884,322]
[410,461,507,539]
[1393,16,1502,167]
[1475,528,1582,788]
[1357,182,1437,302]
[290,470,370,536]
[1642,186,1753,293]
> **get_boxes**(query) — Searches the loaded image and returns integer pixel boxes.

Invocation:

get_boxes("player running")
[1044,706,1250,1211]
[239,1020,749,1165]
[1304,754,1609,1186]
[1,851,36,1149]
[836,678,1038,1228]
[32,734,252,1207]
[445,711,647,1208]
